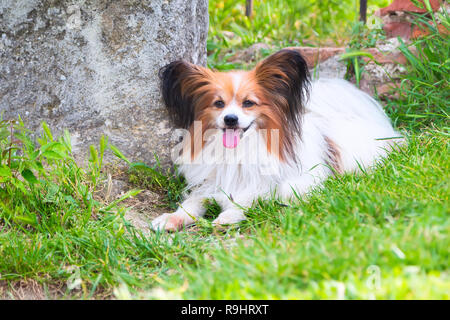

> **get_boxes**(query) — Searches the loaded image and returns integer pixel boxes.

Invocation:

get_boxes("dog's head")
[159,49,310,160]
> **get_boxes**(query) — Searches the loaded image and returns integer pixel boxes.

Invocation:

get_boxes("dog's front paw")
[151,213,187,232]
[212,209,246,226]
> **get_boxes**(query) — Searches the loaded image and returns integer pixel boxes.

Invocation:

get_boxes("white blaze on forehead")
[215,71,256,129]
[229,71,260,104]
[230,72,244,99]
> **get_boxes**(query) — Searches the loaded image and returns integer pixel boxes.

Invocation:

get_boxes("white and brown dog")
[151,49,401,231]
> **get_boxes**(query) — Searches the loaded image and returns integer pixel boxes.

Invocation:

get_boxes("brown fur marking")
[324,136,343,175]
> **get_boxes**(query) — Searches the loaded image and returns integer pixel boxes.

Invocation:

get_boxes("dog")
[151,49,402,231]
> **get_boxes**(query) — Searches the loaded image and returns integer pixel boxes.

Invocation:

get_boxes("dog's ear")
[254,49,310,133]
[159,60,210,129]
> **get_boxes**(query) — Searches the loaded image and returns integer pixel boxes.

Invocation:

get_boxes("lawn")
[0,1,448,299]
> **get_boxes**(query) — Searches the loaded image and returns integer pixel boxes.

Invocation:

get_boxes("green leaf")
[100,135,108,155]
[21,169,39,184]
[129,162,164,179]
[0,166,12,177]
[40,141,67,154]
[41,121,53,141]
[13,215,37,226]
[89,145,99,164]
[0,129,9,141]
[339,51,375,61]
[109,145,130,164]
[129,162,152,170]
[42,150,65,160]
[62,129,72,152]
[99,189,141,212]
[43,183,59,203]
[64,195,78,206]
[9,160,20,170]
[27,160,44,173]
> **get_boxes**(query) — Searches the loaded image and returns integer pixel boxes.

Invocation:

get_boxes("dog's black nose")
[224,114,238,127]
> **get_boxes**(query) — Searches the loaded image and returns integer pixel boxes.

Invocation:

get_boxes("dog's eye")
[214,100,225,108]
[243,100,255,108]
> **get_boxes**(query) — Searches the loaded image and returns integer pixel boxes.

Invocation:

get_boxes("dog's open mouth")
[222,122,254,149]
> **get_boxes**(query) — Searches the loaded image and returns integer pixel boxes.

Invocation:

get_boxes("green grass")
[384,11,449,131]
[127,163,186,211]
[0,1,449,299]
[209,0,389,46]
[161,131,449,299]
[1,126,448,299]
[207,0,389,70]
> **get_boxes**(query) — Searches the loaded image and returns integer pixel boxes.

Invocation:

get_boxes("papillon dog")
[151,49,402,231]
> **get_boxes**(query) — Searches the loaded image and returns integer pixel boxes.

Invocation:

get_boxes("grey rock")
[0,0,209,167]
[311,55,347,80]
[229,42,271,63]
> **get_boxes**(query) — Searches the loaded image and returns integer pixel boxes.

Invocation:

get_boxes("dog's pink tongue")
[223,129,240,148]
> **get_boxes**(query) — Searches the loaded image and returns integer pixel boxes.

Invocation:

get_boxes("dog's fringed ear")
[159,60,209,129]
[254,49,310,134]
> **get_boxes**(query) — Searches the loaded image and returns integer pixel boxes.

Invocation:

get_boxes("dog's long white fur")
[151,78,402,230]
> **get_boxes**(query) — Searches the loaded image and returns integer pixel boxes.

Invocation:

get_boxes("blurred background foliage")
[208,0,390,46]
[207,0,390,68]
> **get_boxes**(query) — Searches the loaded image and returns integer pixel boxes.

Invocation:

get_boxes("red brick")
[377,82,401,98]
[378,0,442,16]
[286,47,345,68]
[383,21,413,39]
[364,48,408,65]
[412,22,450,38]
[286,46,408,67]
